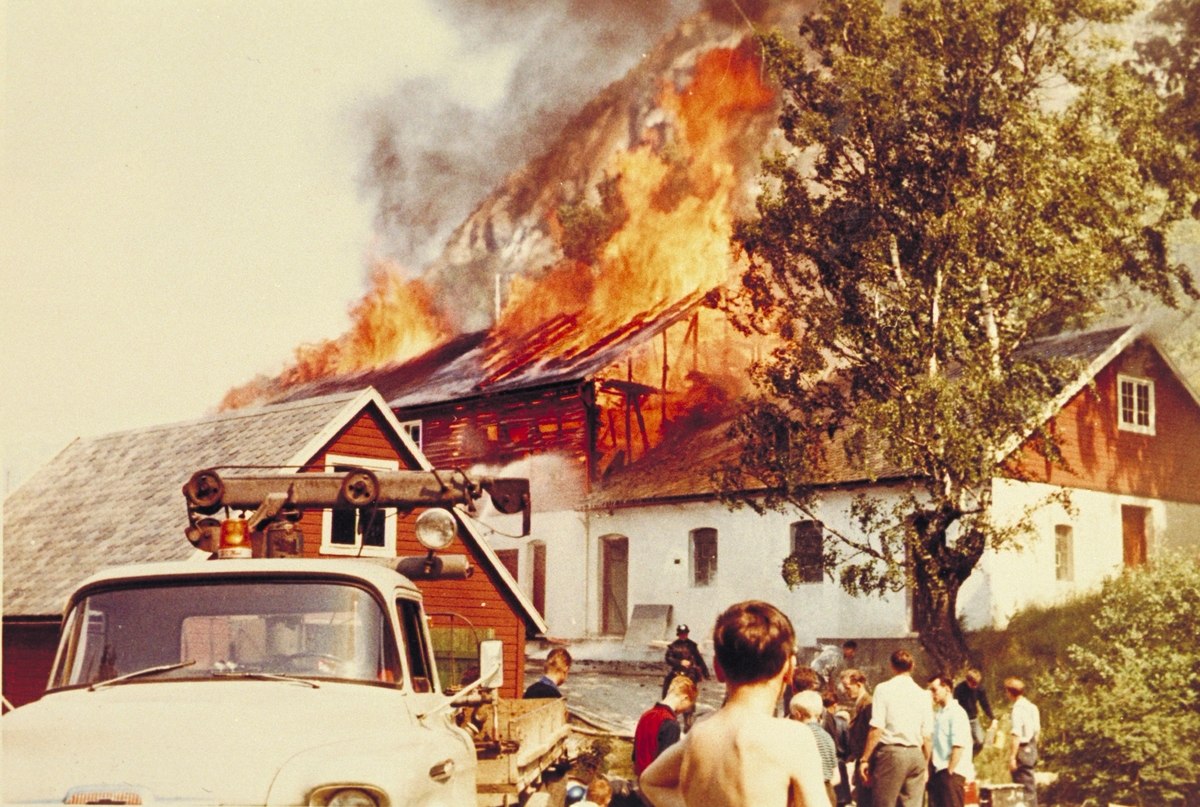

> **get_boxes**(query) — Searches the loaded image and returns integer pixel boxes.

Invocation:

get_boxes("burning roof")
[272,290,714,409]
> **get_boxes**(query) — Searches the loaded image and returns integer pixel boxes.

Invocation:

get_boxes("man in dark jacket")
[524,647,572,698]
[953,668,994,756]
[840,668,873,807]
[661,624,710,696]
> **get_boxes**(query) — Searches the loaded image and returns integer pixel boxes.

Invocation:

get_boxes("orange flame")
[485,44,777,470]
[220,42,777,430]
[220,260,450,410]
[495,44,775,357]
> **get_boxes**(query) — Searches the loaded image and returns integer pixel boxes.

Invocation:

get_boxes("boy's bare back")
[680,704,826,807]
[640,601,827,807]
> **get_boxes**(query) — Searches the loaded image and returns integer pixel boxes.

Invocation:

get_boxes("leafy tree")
[721,0,1197,671]
[1137,0,1200,186]
[1039,557,1200,806]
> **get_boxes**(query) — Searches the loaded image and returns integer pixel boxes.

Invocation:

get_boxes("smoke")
[469,452,589,516]
[702,0,773,26]
[359,0,699,272]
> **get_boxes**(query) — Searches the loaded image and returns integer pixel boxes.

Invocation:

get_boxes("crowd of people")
[523,602,1041,807]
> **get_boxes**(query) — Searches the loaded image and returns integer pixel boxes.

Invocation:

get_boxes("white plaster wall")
[959,479,1200,629]
[583,493,912,647]
[483,508,592,639]
[486,479,1200,646]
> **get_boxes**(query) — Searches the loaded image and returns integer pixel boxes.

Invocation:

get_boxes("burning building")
[214,2,1200,652]
[239,12,795,634]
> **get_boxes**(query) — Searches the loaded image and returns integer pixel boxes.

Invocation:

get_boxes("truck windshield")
[50,579,400,689]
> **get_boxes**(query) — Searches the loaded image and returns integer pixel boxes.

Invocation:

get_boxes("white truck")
[2,469,569,807]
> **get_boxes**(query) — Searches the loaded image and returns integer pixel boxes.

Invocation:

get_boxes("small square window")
[690,528,718,587]
[1117,375,1155,435]
[321,454,398,557]
[1054,524,1074,582]
[399,420,422,450]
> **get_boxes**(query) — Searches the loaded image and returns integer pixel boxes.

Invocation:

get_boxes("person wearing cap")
[662,624,710,697]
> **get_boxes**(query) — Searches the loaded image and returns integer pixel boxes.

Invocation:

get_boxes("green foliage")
[721,0,1198,671]
[1137,0,1200,187]
[1037,557,1200,806]
[558,174,629,265]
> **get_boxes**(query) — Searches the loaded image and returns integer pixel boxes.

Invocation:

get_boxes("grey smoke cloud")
[359,0,698,272]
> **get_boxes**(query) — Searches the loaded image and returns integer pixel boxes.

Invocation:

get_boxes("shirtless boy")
[640,601,828,807]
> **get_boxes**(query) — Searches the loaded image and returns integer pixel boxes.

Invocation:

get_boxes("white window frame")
[399,419,423,451]
[320,454,399,557]
[1117,374,1155,435]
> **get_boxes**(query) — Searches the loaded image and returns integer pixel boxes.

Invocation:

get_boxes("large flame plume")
[221,40,778,440]
[487,43,778,473]
[494,44,774,351]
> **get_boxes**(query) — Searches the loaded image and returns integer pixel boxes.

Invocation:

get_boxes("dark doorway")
[601,536,629,636]
[1121,505,1148,568]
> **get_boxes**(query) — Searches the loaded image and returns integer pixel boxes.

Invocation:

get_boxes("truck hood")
[2,679,422,805]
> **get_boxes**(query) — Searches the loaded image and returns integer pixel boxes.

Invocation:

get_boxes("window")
[397,598,435,693]
[399,420,422,450]
[690,528,718,587]
[1117,375,1155,435]
[1054,524,1074,582]
[320,454,399,557]
[495,549,519,580]
[52,581,399,689]
[790,520,825,584]
[426,614,495,692]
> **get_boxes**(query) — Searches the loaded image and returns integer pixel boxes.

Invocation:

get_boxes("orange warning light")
[218,519,252,559]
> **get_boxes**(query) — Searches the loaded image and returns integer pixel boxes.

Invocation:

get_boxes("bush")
[1037,556,1200,806]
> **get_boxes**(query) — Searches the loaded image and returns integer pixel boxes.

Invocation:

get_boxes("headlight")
[414,507,456,550]
[309,785,386,807]
[327,790,377,807]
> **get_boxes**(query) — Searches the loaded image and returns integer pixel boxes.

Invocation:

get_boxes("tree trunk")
[910,569,970,674]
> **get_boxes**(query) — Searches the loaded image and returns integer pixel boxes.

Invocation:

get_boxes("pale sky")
[1,0,521,492]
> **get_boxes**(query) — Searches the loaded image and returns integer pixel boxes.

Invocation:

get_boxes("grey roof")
[3,391,366,616]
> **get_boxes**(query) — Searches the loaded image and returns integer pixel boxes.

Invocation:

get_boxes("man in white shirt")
[858,650,932,807]
[1006,677,1041,807]
[928,675,973,807]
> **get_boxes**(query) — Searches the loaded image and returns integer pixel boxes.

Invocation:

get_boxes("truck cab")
[3,558,483,806]
[3,468,565,807]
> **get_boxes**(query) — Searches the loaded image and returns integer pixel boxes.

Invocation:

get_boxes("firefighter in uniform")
[662,624,710,695]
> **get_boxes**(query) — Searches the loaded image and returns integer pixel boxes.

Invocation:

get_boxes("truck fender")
[266,729,477,807]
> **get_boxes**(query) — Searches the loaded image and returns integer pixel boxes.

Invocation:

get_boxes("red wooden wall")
[295,403,529,698]
[401,385,593,479]
[2,619,60,709]
[1013,340,1200,504]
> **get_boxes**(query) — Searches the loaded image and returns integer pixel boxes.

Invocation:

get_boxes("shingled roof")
[2,391,384,617]
[588,322,1147,508]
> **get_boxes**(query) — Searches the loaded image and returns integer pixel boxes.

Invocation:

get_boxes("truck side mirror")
[478,639,504,690]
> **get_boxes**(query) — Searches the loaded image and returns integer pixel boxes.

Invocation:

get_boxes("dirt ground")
[529,658,725,737]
